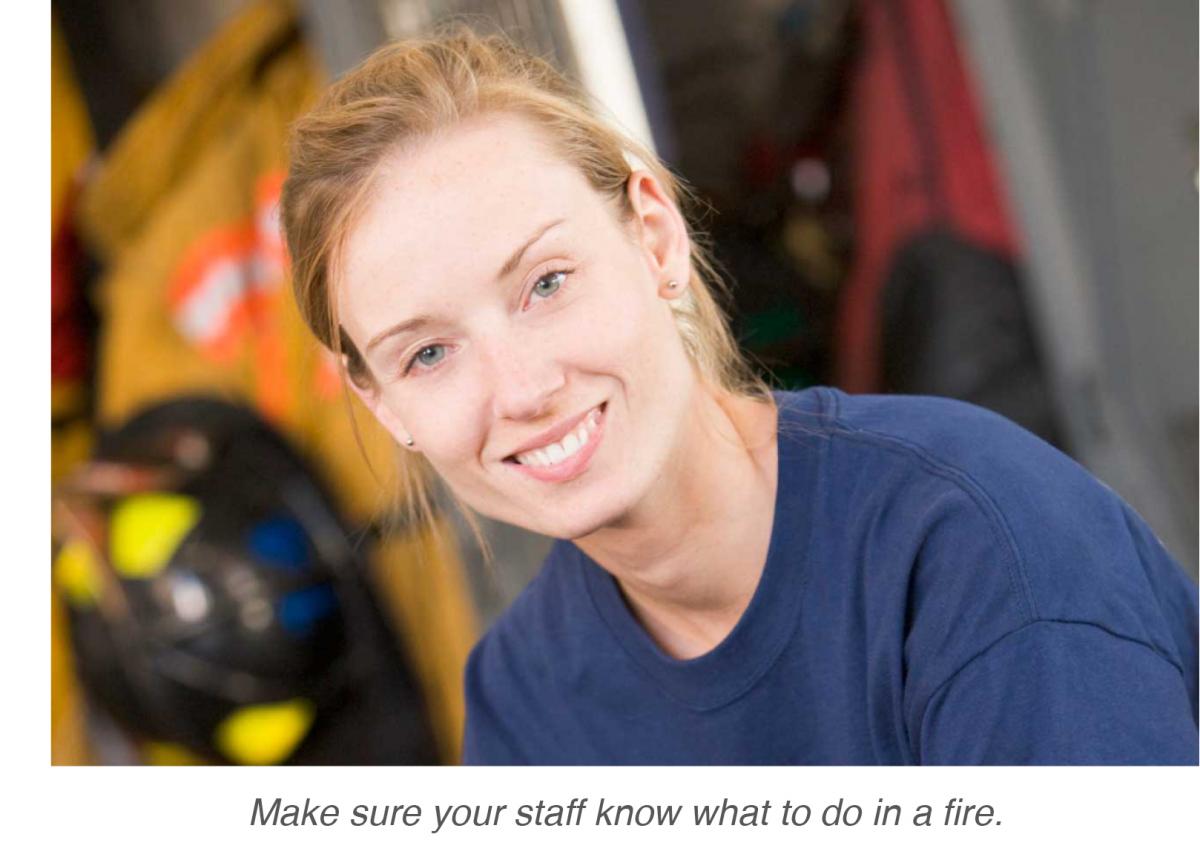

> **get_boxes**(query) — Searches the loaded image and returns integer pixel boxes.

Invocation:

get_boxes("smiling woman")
[282,30,765,539]
[329,111,770,545]
[280,29,1198,765]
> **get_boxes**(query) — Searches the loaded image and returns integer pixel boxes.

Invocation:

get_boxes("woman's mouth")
[504,403,607,483]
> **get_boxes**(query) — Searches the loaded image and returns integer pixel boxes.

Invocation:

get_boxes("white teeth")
[514,407,602,468]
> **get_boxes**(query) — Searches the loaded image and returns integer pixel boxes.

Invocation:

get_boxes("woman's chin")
[517,493,631,542]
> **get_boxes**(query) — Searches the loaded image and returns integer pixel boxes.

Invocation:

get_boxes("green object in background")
[738,305,814,390]
[740,305,806,350]
[772,367,815,390]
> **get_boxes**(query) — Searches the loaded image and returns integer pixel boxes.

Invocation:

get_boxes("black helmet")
[53,397,436,764]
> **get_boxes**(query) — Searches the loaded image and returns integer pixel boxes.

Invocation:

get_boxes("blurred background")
[51,0,1197,764]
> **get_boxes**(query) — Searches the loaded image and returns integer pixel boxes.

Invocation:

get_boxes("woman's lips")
[505,403,606,484]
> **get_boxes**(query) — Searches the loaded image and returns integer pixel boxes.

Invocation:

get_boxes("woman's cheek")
[571,279,662,363]
[399,364,488,462]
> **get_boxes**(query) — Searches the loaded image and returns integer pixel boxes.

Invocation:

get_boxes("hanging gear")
[53,397,438,764]
[71,0,478,760]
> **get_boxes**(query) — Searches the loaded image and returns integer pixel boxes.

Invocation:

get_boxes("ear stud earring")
[405,435,415,447]
[665,279,680,293]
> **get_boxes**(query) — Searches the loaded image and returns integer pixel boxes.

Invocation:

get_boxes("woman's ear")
[625,170,690,295]
[343,360,417,450]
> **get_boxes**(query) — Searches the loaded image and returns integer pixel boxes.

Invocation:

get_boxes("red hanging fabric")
[835,0,1020,392]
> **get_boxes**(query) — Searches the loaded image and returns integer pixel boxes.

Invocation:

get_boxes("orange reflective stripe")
[168,194,287,365]
[169,222,259,361]
[167,171,293,416]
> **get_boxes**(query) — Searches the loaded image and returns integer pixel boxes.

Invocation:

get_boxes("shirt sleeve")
[917,619,1199,764]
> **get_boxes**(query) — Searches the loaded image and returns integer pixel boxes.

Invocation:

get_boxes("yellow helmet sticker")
[54,540,102,607]
[214,699,315,765]
[109,494,202,578]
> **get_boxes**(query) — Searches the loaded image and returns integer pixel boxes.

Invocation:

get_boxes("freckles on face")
[335,114,692,535]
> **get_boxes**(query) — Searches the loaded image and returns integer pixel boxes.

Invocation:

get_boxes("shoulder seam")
[919,617,1189,722]
[914,618,1190,764]
[825,408,1039,624]
[821,385,841,424]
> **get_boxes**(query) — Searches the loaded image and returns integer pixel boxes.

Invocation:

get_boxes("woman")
[281,30,1198,764]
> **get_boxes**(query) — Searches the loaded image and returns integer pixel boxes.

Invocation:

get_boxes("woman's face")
[337,113,697,539]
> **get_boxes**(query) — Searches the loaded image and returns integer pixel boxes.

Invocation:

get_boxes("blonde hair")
[281,27,766,529]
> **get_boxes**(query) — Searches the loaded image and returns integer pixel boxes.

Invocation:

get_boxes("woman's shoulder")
[777,389,1096,572]
[794,388,1195,678]
[784,389,1196,728]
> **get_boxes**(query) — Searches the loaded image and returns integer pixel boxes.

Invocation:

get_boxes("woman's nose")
[484,336,566,422]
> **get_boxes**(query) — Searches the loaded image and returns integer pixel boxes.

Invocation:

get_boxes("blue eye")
[532,271,566,300]
[410,344,445,371]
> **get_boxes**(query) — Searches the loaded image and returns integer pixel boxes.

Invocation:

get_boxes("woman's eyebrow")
[496,218,565,280]
[365,314,433,358]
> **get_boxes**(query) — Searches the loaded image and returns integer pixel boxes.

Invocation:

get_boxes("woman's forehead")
[386,114,593,211]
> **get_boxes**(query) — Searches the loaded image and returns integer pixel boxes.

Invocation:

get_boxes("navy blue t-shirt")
[463,388,1199,764]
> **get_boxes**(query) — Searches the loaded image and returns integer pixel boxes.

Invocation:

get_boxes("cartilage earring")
[405,435,415,447]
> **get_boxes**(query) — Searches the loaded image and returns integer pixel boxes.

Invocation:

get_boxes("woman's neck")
[574,386,779,659]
